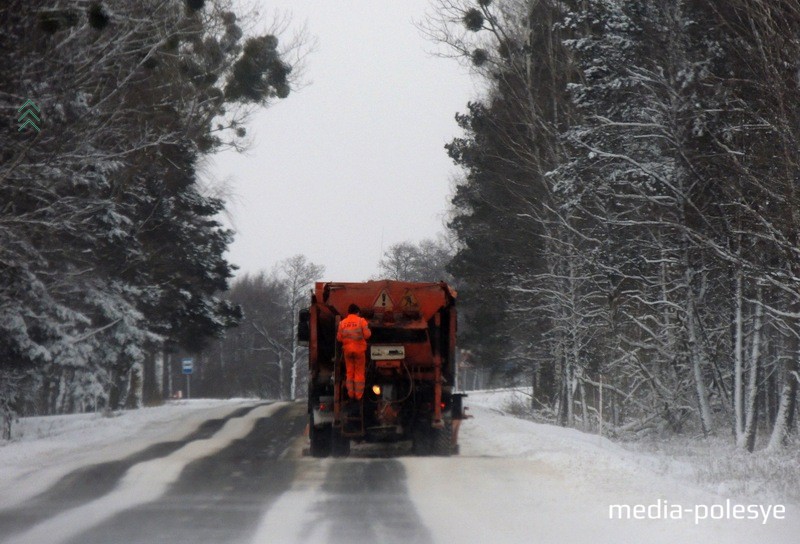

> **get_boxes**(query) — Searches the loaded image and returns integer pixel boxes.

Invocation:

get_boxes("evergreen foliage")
[0,0,296,427]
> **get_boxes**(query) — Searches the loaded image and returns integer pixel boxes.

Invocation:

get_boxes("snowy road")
[1,399,798,544]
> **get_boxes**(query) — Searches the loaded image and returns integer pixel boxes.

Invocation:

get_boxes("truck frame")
[298,280,467,457]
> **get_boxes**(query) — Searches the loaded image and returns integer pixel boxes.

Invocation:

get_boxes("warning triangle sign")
[373,289,394,310]
[399,289,420,310]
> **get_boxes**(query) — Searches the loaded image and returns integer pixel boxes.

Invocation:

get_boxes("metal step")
[339,399,365,436]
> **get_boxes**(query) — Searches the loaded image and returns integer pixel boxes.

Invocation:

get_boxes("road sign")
[181,357,194,375]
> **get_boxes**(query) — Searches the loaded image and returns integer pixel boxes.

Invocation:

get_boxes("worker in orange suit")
[337,303,371,400]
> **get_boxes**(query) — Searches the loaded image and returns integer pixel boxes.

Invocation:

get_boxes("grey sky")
[210,0,475,281]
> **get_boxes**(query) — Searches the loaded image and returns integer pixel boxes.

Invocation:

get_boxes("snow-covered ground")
[467,387,800,505]
[1,392,798,544]
[424,393,800,544]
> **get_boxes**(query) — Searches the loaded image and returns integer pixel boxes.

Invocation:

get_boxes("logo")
[18,99,41,133]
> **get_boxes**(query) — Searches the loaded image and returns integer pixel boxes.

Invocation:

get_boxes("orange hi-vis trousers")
[344,348,366,400]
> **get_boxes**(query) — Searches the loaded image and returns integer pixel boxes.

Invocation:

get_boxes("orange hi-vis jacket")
[337,313,371,351]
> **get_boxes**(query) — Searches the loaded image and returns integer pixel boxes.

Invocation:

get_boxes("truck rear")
[298,280,467,457]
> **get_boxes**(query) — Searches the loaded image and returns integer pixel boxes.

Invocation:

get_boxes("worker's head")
[347,303,360,315]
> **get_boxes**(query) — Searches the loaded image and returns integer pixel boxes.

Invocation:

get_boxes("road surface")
[0,400,797,544]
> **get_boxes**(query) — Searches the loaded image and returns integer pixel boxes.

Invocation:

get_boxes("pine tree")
[0,0,300,420]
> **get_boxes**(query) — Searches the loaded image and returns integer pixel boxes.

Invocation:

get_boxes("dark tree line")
[0,0,298,434]
[188,255,324,401]
[425,0,800,450]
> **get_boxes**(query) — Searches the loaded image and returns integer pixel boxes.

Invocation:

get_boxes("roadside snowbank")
[406,394,800,544]
[465,388,799,506]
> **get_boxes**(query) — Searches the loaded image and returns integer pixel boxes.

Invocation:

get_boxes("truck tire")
[412,424,432,456]
[309,418,332,458]
[331,429,351,458]
[431,423,453,456]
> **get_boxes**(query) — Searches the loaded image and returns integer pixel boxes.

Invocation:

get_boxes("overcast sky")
[210,0,476,282]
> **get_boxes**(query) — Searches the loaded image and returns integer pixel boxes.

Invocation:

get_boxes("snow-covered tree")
[0,0,301,423]
[428,0,800,447]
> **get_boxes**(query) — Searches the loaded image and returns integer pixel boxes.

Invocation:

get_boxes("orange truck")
[298,280,468,457]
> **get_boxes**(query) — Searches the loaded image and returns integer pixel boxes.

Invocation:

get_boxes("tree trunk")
[557,358,569,426]
[733,269,744,441]
[55,372,68,414]
[162,351,173,399]
[579,378,588,430]
[290,347,298,401]
[142,348,161,406]
[277,355,286,400]
[767,358,799,450]
[565,362,577,427]
[124,364,143,410]
[687,290,713,435]
[116,367,130,410]
[740,288,763,452]
[767,328,799,450]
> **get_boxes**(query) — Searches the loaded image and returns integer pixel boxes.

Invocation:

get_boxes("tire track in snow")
[61,402,307,544]
[2,403,285,544]
[252,458,434,544]
[0,403,267,541]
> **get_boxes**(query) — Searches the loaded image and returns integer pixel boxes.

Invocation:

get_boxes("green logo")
[18,99,41,133]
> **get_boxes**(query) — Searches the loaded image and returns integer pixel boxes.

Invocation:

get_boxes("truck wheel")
[309,419,332,458]
[331,430,351,458]
[412,424,432,456]
[431,423,453,456]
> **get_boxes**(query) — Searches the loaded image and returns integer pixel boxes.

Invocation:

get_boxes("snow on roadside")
[464,388,668,466]
[0,399,260,509]
[406,390,800,544]
[464,388,798,506]
[465,387,534,413]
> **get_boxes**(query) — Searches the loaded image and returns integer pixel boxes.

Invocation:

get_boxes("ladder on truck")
[333,320,365,437]
[340,397,365,437]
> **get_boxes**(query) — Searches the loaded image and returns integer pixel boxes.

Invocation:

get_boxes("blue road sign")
[181,357,194,375]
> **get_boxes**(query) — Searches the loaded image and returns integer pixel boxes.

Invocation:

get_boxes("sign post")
[182,357,194,399]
